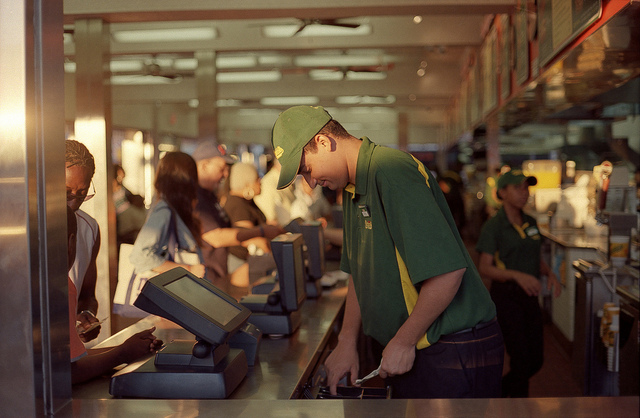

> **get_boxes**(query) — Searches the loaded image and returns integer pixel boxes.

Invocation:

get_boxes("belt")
[452,317,497,335]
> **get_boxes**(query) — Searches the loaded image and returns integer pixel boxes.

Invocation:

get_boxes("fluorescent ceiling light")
[110,75,182,85]
[262,24,371,38]
[216,70,281,83]
[335,95,396,105]
[258,55,293,66]
[260,96,319,106]
[216,56,257,69]
[64,62,76,73]
[346,71,387,81]
[110,60,144,72]
[112,27,217,43]
[174,58,198,71]
[309,69,344,81]
[217,99,244,107]
[295,54,384,68]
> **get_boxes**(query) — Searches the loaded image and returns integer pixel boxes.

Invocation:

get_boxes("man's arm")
[379,268,464,379]
[324,276,362,395]
[202,225,284,248]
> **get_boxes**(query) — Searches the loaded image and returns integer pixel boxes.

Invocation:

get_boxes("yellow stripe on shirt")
[395,248,431,349]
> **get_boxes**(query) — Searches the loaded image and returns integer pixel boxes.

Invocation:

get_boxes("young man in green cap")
[476,169,561,397]
[271,105,504,398]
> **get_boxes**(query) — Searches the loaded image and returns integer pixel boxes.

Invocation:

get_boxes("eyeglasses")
[67,181,96,203]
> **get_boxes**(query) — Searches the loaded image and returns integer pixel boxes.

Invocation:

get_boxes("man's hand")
[378,337,416,379]
[324,341,359,395]
[187,263,206,278]
[119,327,163,363]
[513,271,542,296]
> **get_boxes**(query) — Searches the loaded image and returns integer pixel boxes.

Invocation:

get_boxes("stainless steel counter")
[58,396,639,417]
[72,285,348,400]
[540,226,607,252]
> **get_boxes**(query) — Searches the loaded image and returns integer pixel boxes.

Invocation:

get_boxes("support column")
[0,0,68,415]
[195,51,218,142]
[398,112,409,152]
[73,19,115,343]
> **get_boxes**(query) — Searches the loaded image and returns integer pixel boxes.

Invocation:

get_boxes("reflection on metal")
[0,0,68,415]
[73,19,114,345]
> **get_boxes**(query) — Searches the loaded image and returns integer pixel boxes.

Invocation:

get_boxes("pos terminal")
[109,267,261,399]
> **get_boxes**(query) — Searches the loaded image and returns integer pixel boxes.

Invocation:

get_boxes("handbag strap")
[166,208,180,262]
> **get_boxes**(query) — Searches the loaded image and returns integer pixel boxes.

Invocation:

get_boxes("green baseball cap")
[271,106,332,189]
[496,169,537,197]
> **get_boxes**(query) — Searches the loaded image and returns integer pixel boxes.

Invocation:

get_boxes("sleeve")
[225,198,254,224]
[377,158,468,285]
[129,203,172,272]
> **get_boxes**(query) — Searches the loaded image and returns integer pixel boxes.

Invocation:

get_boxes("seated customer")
[67,207,162,384]
[223,162,278,287]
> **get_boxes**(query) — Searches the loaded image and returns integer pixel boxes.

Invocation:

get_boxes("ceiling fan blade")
[317,19,360,29]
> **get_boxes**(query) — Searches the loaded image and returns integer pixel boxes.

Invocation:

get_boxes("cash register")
[240,233,307,335]
[109,267,261,399]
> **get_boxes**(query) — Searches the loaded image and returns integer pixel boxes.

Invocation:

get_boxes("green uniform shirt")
[340,137,496,348]
[475,207,542,277]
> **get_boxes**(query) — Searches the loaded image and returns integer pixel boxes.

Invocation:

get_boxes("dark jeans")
[374,319,504,399]
[492,282,544,398]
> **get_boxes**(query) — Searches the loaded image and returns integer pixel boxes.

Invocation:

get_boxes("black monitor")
[300,221,326,280]
[134,267,251,346]
[271,233,307,312]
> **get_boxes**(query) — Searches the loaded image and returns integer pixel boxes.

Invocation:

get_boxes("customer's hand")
[120,327,163,363]
[187,263,206,278]
[76,310,101,343]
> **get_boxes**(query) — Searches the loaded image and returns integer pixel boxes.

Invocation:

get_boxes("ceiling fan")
[142,60,183,81]
[293,18,361,36]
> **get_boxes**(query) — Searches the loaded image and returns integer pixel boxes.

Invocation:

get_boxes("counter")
[73,285,347,400]
[539,226,608,343]
[64,276,640,417]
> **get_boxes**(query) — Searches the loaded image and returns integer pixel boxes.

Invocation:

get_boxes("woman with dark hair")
[130,152,206,279]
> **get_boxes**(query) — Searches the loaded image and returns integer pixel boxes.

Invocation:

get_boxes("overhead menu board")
[537,0,602,67]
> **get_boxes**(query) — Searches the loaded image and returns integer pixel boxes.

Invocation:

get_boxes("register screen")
[165,276,241,326]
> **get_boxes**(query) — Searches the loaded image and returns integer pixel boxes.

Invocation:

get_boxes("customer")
[67,206,162,384]
[191,140,283,292]
[476,169,561,398]
[272,105,504,399]
[223,162,279,286]
[129,152,206,279]
[254,158,296,226]
[65,140,101,342]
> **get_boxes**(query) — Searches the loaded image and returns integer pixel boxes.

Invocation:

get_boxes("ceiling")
[63,0,518,150]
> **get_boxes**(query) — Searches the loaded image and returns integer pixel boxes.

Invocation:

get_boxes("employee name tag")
[359,204,371,218]
[527,227,539,237]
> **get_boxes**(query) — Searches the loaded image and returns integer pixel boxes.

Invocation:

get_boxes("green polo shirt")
[476,207,542,277]
[340,137,496,348]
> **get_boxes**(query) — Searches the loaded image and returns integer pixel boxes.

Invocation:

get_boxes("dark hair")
[154,152,202,245]
[65,140,96,178]
[303,119,350,154]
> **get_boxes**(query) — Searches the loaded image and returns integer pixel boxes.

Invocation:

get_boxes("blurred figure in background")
[192,141,282,294]
[476,169,561,398]
[224,162,281,287]
[129,152,206,279]
[113,164,147,247]
[254,158,296,226]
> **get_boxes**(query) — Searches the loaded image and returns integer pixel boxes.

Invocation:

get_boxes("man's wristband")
[80,310,96,317]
